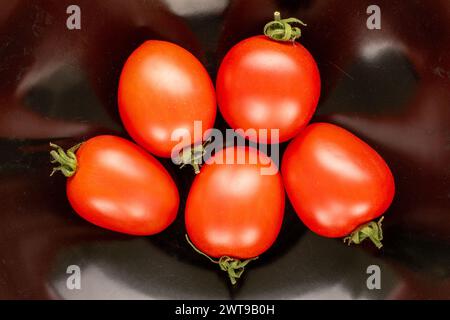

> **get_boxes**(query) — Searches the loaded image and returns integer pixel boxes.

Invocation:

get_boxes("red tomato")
[185,146,285,259]
[118,40,216,158]
[50,135,179,235]
[216,35,321,143]
[281,123,395,246]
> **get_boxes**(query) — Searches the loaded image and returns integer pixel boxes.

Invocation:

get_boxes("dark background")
[0,0,449,299]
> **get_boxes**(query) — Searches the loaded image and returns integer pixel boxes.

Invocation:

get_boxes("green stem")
[185,234,258,285]
[343,216,385,249]
[263,11,307,42]
[49,142,82,177]
[177,139,211,174]
[185,234,219,264]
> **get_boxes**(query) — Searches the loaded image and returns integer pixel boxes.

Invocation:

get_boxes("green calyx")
[263,11,307,42]
[49,142,82,177]
[218,256,258,285]
[177,139,211,174]
[343,216,385,249]
[185,234,258,285]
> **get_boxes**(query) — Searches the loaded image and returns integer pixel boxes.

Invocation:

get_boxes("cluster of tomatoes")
[50,12,395,285]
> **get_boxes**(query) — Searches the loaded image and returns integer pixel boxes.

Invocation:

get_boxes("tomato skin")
[216,35,321,143]
[281,123,395,238]
[118,40,216,158]
[185,146,285,259]
[67,135,179,235]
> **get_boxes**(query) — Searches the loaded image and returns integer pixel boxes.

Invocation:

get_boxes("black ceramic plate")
[0,0,449,299]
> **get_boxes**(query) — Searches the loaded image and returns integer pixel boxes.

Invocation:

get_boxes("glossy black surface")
[0,0,449,299]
